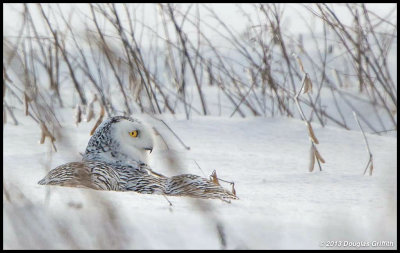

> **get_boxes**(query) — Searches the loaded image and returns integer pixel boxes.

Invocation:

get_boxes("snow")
[3,109,397,249]
[2,2,396,249]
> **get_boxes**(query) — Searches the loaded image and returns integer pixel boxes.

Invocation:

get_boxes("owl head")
[84,116,154,164]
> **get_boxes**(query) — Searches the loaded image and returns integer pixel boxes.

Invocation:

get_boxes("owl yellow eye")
[129,130,138,138]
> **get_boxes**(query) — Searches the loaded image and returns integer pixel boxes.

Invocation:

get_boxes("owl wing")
[39,162,237,200]
[123,163,237,200]
[115,163,167,194]
[38,161,122,191]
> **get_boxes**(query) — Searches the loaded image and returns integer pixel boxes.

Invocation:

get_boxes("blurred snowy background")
[3,3,397,249]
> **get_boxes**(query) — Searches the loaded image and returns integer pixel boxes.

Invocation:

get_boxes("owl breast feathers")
[38,116,237,201]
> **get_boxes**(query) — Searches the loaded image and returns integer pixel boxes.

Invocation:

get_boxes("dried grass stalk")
[86,103,94,122]
[90,104,105,136]
[3,180,11,203]
[86,94,98,122]
[210,170,220,186]
[309,146,316,172]
[40,129,45,144]
[3,108,7,125]
[294,63,323,172]
[24,93,30,116]
[39,121,57,151]
[39,122,55,144]
[295,55,305,73]
[314,147,325,163]
[369,162,373,176]
[303,74,313,94]
[353,111,374,176]
[306,122,319,144]
[3,67,12,84]
[231,183,236,196]
[75,104,82,126]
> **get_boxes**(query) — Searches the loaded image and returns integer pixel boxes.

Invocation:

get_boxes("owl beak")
[144,147,153,153]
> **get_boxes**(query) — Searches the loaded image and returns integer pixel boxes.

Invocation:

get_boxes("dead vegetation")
[3,3,396,249]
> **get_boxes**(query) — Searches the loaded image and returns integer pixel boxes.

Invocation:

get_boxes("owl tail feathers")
[37,176,62,186]
[36,162,110,190]
[164,174,238,201]
[37,177,47,185]
[37,172,66,186]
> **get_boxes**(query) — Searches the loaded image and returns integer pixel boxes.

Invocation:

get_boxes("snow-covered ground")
[3,109,397,249]
[3,3,396,249]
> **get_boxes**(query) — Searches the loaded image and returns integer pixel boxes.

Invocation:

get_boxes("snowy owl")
[38,116,237,200]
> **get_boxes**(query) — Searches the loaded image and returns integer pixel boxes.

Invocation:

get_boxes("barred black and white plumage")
[38,116,237,200]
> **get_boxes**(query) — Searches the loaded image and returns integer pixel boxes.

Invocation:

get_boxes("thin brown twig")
[353,111,374,175]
